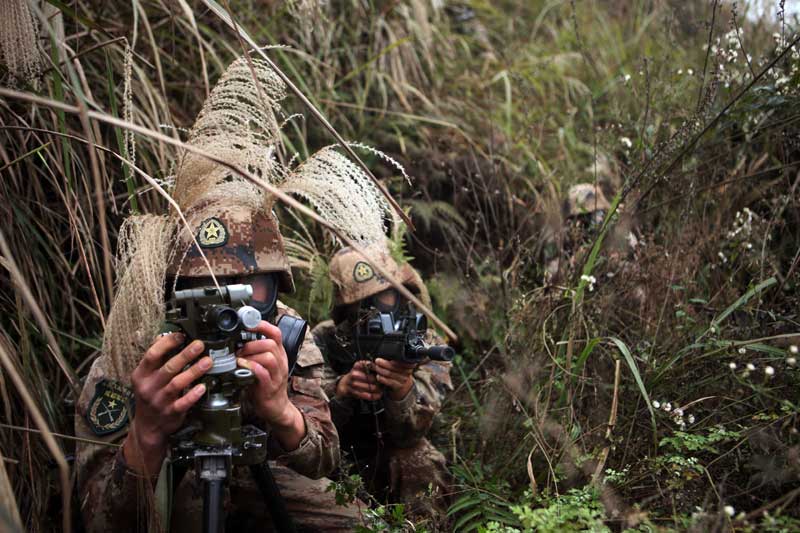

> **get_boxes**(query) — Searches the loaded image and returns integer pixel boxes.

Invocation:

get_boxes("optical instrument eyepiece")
[207,306,239,333]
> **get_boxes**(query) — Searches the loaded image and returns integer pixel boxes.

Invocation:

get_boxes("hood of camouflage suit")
[566,183,611,217]
[329,241,429,307]
[167,199,294,293]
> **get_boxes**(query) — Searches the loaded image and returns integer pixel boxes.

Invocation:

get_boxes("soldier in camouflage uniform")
[311,242,453,522]
[541,183,613,283]
[75,201,363,532]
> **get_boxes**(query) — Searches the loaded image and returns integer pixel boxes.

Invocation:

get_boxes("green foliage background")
[1,0,799,531]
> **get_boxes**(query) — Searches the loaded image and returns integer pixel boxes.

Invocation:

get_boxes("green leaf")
[609,337,657,444]
[454,508,484,532]
[709,277,777,331]
[575,337,602,372]
[448,494,482,516]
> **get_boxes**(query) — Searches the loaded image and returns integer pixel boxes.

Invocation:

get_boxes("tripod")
[170,365,297,533]
[164,283,309,533]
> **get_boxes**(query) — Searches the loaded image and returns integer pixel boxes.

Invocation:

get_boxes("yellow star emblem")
[354,261,374,282]
[204,222,221,240]
[198,217,228,247]
[107,399,117,409]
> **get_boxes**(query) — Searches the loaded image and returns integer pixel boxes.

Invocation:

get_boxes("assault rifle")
[351,306,455,365]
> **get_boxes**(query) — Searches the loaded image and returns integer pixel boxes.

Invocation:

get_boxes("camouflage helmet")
[167,201,294,293]
[566,183,611,217]
[329,241,428,306]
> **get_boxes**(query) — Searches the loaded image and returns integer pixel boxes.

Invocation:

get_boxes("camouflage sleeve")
[75,357,161,533]
[311,320,360,431]
[269,305,340,479]
[382,330,454,448]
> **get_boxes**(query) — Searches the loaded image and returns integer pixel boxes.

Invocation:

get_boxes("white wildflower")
[729,362,737,370]
[663,403,672,413]
[787,357,797,366]
[738,347,746,354]
[688,414,695,424]
[580,274,597,291]
[724,505,735,517]
[765,366,775,376]
[652,400,661,409]
[687,68,694,75]
[747,363,756,371]
[620,137,633,149]
[790,345,798,354]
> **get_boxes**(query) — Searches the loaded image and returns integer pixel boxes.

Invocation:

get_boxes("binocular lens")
[211,306,239,332]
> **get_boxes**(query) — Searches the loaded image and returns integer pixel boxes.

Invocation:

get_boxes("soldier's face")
[176,273,278,302]
[371,289,401,313]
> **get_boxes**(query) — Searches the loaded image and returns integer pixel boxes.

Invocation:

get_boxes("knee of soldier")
[390,438,446,469]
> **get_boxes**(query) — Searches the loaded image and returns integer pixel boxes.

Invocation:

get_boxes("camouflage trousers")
[389,439,450,520]
[171,462,364,532]
[345,438,450,522]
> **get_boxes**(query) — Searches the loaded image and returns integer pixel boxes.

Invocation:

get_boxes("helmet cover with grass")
[167,199,294,293]
[329,241,427,306]
[566,183,611,217]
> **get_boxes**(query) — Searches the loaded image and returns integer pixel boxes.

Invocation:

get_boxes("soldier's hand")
[124,332,211,476]
[237,320,305,450]
[336,360,382,401]
[374,358,416,401]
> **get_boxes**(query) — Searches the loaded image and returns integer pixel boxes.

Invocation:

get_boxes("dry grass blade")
[200,0,415,231]
[0,446,22,532]
[285,146,392,246]
[0,333,71,533]
[0,229,77,392]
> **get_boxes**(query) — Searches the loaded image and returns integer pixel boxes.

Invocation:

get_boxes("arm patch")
[85,379,134,436]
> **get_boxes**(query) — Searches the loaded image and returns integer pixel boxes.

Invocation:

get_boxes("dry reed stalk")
[0,86,458,340]
[73,58,114,311]
[206,0,414,231]
[0,228,77,392]
[0,445,22,532]
[0,334,71,533]
[0,0,41,86]
[592,358,622,483]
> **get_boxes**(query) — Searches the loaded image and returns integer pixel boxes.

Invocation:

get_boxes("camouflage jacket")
[312,320,453,450]
[75,303,337,533]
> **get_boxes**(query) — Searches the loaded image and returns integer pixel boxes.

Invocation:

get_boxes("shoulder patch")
[86,379,134,436]
[353,261,375,283]
[197,217,228,248]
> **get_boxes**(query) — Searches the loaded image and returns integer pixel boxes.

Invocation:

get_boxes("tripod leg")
[249,463,297,533]
[199,456,228,533]
[203,478,224,533]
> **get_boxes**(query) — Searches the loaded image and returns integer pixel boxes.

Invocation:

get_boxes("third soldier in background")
[312,241,453,523]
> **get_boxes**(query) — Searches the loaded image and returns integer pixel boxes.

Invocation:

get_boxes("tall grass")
[1,1,799,531]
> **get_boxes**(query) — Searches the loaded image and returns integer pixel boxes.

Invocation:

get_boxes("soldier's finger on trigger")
[377,359,414,373]
[353,360,372,371]
[375,374,401,389]
[372,365,404,381]
[141,332,186,372]
[350,380,377,393]
[355,390,381,401]
[350,369,369,382]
